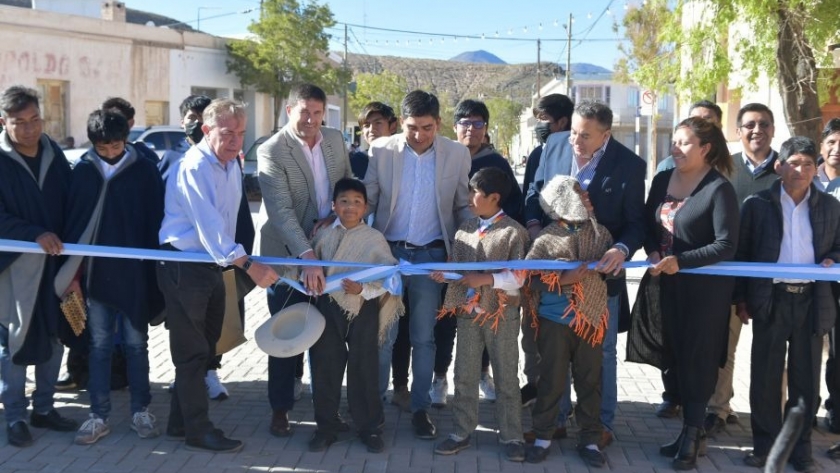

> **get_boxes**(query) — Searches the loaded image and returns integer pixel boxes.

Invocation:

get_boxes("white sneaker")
[75,414,110,445]
[293,377,303,401]
[205,370,229,401]
[430,377,448,408]
[479,373,497,401]
[131,408,161,439]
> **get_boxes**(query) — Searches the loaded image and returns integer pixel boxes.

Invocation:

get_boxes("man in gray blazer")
[256,84,353,441]
[363,90,472,440]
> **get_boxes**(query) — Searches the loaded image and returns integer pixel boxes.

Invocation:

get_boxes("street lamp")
[197,7,222,32]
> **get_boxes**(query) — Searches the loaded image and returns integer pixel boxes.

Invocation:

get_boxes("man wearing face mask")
[157,95,255,402]
[521,94,575,219]
[519,94,574,408]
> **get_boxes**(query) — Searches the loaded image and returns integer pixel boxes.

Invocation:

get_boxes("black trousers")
[391,294,411,388]
[531,318,603,446]
[824,283,840,412]
[750,286,821,460]
[310,297,383,435]
[661,367,681,405]
[157,260,225,441]
[266,285,307,411]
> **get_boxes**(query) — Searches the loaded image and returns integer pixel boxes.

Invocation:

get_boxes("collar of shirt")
[744,149,775,175]
[404,139,435,160]
[96,149,130,178]
[574,137,609,169]
[780,184,810,208]
[331,218,364,230]
[293,131,324,151]
[478,209,505,228]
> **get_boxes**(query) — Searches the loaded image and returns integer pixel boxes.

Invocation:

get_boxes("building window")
[572,85,610,105]
[628,88,639,108]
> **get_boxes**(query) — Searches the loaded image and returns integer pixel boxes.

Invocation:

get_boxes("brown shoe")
[270,409,291,437]
[597,430,614,449]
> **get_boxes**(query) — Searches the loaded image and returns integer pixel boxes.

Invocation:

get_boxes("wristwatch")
[613,244,630,259]
[242,257,254,271]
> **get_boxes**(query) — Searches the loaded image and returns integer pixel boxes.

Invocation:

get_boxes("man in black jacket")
[736,136,840,473]
[0,85,78,447]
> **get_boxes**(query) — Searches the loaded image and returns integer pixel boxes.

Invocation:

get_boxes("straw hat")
[254,302,325,358]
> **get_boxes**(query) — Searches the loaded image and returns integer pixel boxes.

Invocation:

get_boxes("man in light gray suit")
[256,84,353,441]
[363,90,472,440]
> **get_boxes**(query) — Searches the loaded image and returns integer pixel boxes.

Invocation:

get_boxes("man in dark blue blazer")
[523,100,646,450]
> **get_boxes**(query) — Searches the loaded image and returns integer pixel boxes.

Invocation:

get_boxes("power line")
[334,21,620,43]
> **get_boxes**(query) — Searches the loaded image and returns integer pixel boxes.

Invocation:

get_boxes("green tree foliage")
[664,0,840,142]
[485,97,524,158]
[349,71,409,117]
[613,0,678,99]
[226,0,346,128]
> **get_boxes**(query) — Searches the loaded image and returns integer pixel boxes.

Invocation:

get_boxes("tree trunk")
[273,94,283,131]
[775,3,821,143]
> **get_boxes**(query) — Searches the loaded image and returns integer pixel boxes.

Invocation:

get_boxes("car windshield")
[245,137,268,162]
[128,130,143,142]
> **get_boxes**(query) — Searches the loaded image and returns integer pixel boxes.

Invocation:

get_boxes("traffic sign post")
[640,89,655,117]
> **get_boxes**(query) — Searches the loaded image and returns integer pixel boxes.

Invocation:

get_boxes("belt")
[774,282,812,294]
[389,240,446,250]
[160,243,222,270]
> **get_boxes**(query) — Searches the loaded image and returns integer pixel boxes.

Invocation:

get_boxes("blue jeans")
[380,245,445,412]
[0,325,63,424]
[559,293,619,431]
[87,299,151,418]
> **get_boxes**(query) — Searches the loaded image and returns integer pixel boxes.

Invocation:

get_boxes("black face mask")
[534,121,553,144]
[185,121,204,145]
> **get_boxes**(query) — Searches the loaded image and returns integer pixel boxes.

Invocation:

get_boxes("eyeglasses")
[740,121,772,130]
[456,119,486,129]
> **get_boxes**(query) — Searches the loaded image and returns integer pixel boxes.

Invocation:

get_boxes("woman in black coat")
[644,117,740,469]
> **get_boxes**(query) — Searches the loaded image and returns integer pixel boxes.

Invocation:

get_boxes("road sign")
[640,89,655,116]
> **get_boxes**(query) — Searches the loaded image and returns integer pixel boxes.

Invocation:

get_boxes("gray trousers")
[520,307,540,384]
[451,307,522,443]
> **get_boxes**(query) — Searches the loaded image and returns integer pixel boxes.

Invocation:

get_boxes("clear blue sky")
[130,0,628,69]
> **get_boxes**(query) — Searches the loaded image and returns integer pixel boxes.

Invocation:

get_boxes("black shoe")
[703,413,725,437]
[434,436,471,455]
[673,425,706,470]
[826,409,840,434]
[829,442,840,460]
[577,445,606,468]
[521,383,537,407]
[525,445,550,464]
[308,430,337,452]
[726,413,739,425]
[790,456,816,473]
[655,401,681,419]
[185,429,243,453]
[30,409,78,432]
[360,433,385,453]
[55,373,78,391]
[412,410,437,440]
[6,422,33,448]
[661,426,707,458]
[504,442,525,462]
[743,451,767,468]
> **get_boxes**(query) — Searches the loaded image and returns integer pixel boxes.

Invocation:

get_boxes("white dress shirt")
[775,186,814,283]
[294,132,332,219]
[96,149,130,180]
[384,144,443,245]
[159,139,246,266]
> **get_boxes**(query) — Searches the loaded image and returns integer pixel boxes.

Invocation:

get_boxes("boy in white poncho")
[303,177,403,454]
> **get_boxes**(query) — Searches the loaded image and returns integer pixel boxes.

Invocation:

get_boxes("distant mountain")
[347,53,562,107]
[570,63,612,74]
[449,50,507,65]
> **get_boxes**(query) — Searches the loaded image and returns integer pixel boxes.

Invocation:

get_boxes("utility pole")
[565,12,572,94]
[536,39,541,99]
[342,23,348,142]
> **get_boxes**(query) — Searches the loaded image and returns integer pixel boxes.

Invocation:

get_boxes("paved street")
[2,265,840,472]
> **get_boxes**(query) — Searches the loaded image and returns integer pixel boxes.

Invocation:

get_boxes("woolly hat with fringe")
[538,175,590,223]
